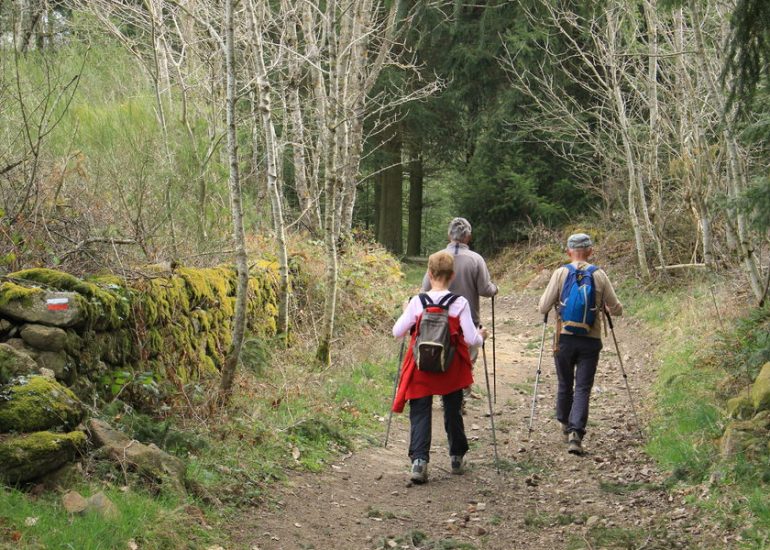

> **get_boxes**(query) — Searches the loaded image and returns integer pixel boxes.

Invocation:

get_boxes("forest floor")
[229,290,738,550]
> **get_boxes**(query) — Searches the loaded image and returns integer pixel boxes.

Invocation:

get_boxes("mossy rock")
[0,375,84,433]
[720,416,770,460]
[8,269,131,330]
[0,281,44,308]
[750,362,770,412]
[0,344,38,385]
[88,419,186,495]
[92,330,136,365]
[727,394,755,420]
[35,351,76,384]
[20,324,69,352]
[0,289,85,328]
[0,430,86,484]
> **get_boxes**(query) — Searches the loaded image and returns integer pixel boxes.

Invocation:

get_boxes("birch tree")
[219,0,248,400]
[246,0,290,338]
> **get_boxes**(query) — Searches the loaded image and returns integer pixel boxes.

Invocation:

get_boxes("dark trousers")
[408,390,468,462]
[554,334,603,437]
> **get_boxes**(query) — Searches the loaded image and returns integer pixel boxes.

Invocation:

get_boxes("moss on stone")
[4,263,284,407]
[0,375,85,433]
[727,394,755,420]
[0,344,38,385]
[0,282,44,308]
[9,268,131,330]
[0,430,86,483]
[751,362,770,412]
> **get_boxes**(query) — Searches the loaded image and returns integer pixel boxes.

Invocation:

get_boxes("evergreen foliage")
[356,1,592,254]
[725,0,770,110]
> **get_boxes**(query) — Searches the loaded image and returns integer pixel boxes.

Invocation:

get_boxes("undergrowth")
[624,273,770,548]
[0,485,212,549]
[0,239,404,548]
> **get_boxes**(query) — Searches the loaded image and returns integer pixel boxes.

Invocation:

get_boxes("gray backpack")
[412,293,459,373]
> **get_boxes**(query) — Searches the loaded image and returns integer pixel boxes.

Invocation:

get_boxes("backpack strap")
[418,293,434,309]
[437,293,459,309]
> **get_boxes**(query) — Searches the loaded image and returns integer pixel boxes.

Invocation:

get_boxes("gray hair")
[448,217,472,242]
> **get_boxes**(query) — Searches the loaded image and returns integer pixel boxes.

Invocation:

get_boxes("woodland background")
[1,0,770,547]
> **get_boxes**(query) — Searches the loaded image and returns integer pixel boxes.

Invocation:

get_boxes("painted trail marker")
[46,297,70,311]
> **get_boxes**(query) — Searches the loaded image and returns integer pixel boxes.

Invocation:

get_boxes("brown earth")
[231,291,737,550]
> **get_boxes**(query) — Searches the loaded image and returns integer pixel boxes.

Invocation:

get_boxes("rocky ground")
[231,291,737,549]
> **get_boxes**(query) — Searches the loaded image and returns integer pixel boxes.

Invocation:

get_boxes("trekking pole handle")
[604,308,614,330]
[543,312,549,324]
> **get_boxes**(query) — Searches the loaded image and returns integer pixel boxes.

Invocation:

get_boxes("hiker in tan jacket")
[538,233,622,455]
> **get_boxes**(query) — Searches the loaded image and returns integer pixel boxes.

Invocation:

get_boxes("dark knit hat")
[567,233,593,249]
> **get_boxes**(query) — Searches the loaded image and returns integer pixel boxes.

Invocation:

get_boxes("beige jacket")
[537,262,622,339]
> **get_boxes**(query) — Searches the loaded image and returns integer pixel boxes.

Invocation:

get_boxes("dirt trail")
[233,291,734,549]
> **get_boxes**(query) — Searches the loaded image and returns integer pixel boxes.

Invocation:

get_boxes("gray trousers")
[554,334,602,437]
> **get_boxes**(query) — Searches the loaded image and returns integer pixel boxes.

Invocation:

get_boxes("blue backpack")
[559,264,599,335]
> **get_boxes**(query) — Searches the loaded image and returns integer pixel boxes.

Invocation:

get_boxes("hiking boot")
[450,455,464,475]
[568,432,583,455]
[410,459,428,484]
[560,423,569,443]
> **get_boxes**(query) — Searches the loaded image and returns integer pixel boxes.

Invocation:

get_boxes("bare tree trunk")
[377,129,403,255]
[642,0,666,269]
[248,0,290,340]
[316,0,340,366]
[284,2,321,235]
[220,0,249,401]
[607,8,650,278]
[690,0,763,300]
[407,152,423,256]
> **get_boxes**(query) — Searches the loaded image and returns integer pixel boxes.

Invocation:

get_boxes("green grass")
[185,357,394,504]
[0,485,213,549]
[401,262,428,291]
[0,343,397,548]
[627,279,770,547]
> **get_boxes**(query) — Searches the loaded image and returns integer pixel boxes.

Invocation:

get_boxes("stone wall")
[0,264,280,484]
[721,362,770,459]
[0,264,279,401]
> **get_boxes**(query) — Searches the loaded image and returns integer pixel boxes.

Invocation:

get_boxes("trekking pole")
[710,285,725,331]
[383,337,406,448]
[527,312,549,440]
[481,342,500,474]
[603,310,644,440]
[492,296,497,404]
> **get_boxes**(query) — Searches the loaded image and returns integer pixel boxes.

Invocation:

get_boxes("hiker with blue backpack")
[392,251,488,484]
[537,233,623,455]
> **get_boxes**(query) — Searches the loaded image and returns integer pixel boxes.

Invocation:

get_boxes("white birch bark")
[220,0,249,400]
[247,0,290,339]
[606,6,650,278]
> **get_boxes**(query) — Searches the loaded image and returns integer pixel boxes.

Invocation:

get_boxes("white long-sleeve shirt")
[392,290,483,348]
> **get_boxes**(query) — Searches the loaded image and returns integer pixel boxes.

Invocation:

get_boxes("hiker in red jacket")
[392,251,487,484]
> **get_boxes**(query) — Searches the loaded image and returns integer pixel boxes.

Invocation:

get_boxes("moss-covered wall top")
[0,264,279,403]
